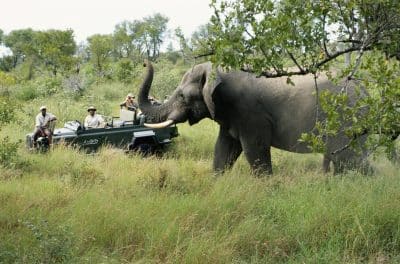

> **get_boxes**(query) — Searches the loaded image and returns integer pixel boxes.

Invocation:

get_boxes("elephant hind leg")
[332,155,372,175]
[322,155,331,173]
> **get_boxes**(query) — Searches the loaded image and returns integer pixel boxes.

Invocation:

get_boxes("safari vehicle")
[26,109,179,153]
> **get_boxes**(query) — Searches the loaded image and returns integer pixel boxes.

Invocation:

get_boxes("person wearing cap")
[33,106,57,146]
[120,93,138,111]
[84,106,105,129]
[149,95,161,106]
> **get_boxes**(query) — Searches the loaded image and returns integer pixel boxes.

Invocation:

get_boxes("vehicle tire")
[137,143,154,156]
[36,137,50,152]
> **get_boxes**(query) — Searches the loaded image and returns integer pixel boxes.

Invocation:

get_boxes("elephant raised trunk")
[138,61,175,128]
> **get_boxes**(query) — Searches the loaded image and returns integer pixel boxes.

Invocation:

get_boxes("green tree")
[175,27,192,63]
[34,29,76,76]
[3,28,36,68]
[210,0,400,75]
[142,13,169,60]
[209,0,400,154]
[0,56,14,72]
[87,34,113,77]
[113,21,135,59]
[128,20,148,61]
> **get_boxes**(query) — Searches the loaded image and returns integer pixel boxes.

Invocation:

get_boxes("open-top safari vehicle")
[26,109,179,153]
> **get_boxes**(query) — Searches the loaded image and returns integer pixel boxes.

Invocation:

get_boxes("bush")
[15,82,39,100]
[151,60,185,99]
[0,71,16,96]
[22,219,74,263]
[115,59,134,84]
[0,96,17,124]
[62,74,87,94]
[0,136,20,168]
[35,76,62,97]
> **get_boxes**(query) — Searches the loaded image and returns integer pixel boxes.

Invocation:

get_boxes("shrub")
[35,76,62,97]
[15,82,39,100]
[0,136,20,168]
[0,71,16,96]
[62,74,87,94]
[22,219,74,263]
[115,59,134,84]
[151,60,185,99]
[0,96,16,124]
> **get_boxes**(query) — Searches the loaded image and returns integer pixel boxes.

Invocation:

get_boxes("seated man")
[84,106,105,128]
[33,105,57,146]
[120,93,139,111]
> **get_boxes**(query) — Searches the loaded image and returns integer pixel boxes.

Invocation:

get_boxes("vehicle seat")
[120,109,136,122]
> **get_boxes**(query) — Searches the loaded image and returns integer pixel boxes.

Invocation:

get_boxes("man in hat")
[84,106,105,128]
[33,106,57,146]
[120,93,138,111]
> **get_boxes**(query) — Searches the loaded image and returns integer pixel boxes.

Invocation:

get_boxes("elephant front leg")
[240,134,273,175]
[213,127,242,173]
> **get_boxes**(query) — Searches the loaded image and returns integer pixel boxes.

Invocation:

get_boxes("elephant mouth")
[188,116,199,125]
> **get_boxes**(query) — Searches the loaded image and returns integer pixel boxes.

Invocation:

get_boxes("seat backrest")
[120,109,135,122]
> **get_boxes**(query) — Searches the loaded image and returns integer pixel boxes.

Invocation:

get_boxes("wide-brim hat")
[39,105,47,111]
[127,93,134,98]
[87,106,96,111]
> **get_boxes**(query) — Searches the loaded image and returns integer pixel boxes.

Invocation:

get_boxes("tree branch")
[321,12,331,58]
[251,46,372,78]
[287,51,305,73]
[194,51,214,59]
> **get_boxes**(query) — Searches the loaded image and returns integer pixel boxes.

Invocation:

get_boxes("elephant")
[323,131,400,172]
[138,61,369,175]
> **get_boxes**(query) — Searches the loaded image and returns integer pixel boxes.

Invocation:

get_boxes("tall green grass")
[1,72,400,263]
[1,123,400,263]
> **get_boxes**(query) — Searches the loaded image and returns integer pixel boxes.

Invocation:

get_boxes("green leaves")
[210,0,400,77]
[3,29,76,76]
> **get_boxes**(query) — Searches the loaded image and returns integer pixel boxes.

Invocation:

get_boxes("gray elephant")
[138,61,369,175]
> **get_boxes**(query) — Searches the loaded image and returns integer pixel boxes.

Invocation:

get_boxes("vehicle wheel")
[137,143,153,156]
[36,137,50,153]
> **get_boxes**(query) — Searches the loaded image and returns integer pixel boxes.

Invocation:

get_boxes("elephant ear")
[180,62,216,119]
[200,62,218,119]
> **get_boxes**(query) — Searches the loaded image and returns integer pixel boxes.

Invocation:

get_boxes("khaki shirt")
[35,112,56,128]
[84,114,105,128]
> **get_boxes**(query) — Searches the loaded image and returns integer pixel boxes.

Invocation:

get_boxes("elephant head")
[138,61,215,128]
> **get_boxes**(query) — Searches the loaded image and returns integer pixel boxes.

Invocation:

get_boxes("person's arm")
[43,114,55,127]
[35,115,41,128]
[84,116,89,128]
[50,113,57,121]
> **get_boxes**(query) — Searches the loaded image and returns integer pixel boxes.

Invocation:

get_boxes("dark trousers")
[33,127,52,145]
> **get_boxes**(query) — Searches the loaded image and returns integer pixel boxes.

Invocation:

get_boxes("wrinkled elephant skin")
[138,61,369,175]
